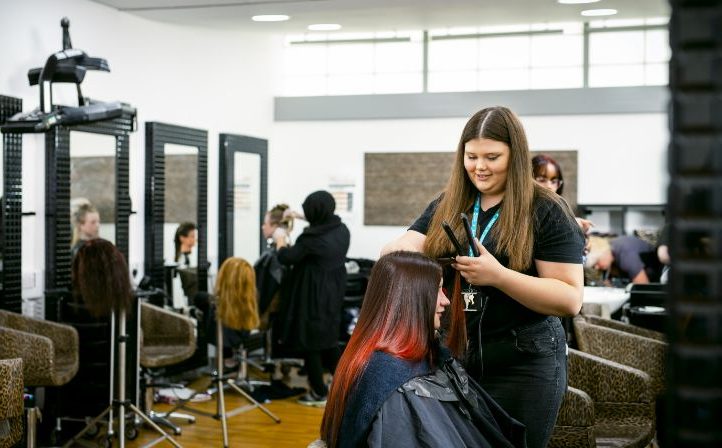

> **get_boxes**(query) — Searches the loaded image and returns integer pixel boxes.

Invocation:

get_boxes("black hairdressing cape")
[337,348,527,448]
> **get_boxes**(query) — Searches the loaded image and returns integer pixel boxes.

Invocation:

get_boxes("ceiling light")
[308,23,342,31]
[581,9,618,17]
[252,15,290,22]
[558,0,600,4]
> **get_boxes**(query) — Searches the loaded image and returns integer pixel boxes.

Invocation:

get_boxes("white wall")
[270,113,669,259]
[1,0,670,293]
[1,0,279,297]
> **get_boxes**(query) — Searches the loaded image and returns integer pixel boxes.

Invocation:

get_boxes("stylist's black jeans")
[305,346,340,397]
[468,316,568,448]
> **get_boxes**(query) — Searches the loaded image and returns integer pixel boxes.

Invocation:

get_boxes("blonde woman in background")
[71,202,100,257]
[256,204,297,329]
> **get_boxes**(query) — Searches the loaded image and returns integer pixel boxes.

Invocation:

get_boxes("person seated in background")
[71,202,101,258]
[585,235,664,285]
[532,154,593,236]
[174,222,197,268]
[173,222,199,301]
[213,257,260,367]
[656,224,671,284]
[255,204,295,329]
[276,190,350,407]
[317,251,526,448]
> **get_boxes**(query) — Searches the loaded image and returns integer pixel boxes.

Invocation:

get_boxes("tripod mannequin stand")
[63,307,181,448]
[161,311,281,447]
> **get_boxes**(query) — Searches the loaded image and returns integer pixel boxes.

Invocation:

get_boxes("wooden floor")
[125,370,323,448]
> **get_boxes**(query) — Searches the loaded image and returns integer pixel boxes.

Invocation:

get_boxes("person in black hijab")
[276,191,351,406]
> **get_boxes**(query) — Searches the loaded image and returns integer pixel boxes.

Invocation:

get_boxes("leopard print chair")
[0,310,79,387]
[574,316,667,397]
[139,302,196,435]
[0,358,24,448]
[139,302,196,369]
[549,349,655,448]
[549,385,595,448]
[585,315,665,342]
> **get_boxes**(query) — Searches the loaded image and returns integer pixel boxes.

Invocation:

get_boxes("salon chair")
[139,302,197,435]
[0,310,79,445]
[574,316,667,397]
[0,358,24,448]
[585,314,665,342]
[0,310,79,387]
[549,349,655,448]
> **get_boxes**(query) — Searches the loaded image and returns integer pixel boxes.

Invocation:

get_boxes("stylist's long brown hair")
[424,106,572,356]
[320,251,441,448]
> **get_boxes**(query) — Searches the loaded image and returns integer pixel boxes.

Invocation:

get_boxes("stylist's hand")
[452,239,504,287]
[283,209,305,220]
[273,227,288,248]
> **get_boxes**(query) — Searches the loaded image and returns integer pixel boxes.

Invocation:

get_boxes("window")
[278,19,669,96]
[427,24,583,92]
[588,25,670,87]
[280,32,423,96]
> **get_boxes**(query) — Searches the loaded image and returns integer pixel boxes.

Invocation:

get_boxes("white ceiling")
[90,0,669,34]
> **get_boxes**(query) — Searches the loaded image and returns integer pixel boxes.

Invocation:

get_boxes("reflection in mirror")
[164,143,199,265]
[164,143,198,308]
[233,152,261,261]
[69,131,116,255]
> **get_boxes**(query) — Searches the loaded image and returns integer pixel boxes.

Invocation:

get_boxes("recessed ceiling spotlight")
[308,23,342,31]
[252,15,290,22]
[558,0,600,4]
[581,8,618,17]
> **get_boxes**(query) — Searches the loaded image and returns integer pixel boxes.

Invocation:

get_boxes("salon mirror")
[233,151,261,261]
[145,122,208,314]
[163,143,198,266]
[69,131,116,250]
[218,134,267,268]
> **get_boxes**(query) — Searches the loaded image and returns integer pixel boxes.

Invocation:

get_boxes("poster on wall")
[329,177,355,220]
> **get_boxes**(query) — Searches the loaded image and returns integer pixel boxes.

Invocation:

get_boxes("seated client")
[319,251,526,448]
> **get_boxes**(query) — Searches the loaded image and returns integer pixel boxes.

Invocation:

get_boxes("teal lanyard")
[469,193,500,256]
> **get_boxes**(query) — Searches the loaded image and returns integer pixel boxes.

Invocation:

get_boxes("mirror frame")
[44,113,135,319]
[218,133,268,267]
[144,122,208,292]
[0,95,23,312]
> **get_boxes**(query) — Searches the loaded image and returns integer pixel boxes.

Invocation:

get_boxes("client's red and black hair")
[320,251,442,448]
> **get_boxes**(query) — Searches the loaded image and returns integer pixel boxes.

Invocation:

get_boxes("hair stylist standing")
[276,190,350,407]
[382,106,584,448]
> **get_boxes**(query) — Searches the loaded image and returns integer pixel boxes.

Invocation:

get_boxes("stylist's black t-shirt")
[409,194,584,338]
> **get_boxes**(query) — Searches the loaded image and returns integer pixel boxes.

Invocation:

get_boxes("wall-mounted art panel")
[364,150,577,226]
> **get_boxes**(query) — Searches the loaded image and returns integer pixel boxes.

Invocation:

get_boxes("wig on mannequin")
[215,257,260,331]
[72,238,133,318]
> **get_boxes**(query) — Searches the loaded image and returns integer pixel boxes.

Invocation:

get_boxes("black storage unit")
[0,95,23,313]
[44,111,138,444]
[666,1,722,446]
